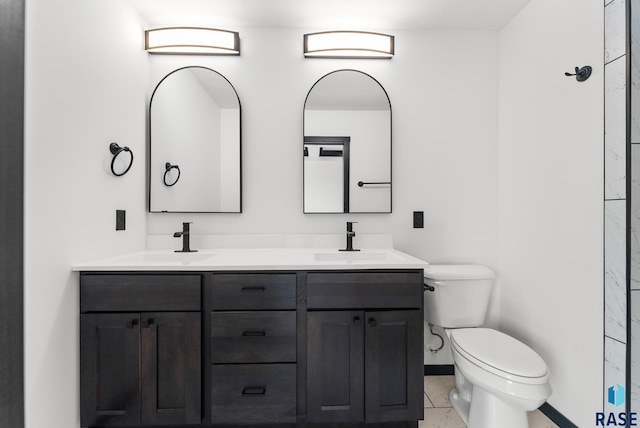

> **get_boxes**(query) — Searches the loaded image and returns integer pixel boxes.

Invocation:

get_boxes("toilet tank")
[424,264,496,328]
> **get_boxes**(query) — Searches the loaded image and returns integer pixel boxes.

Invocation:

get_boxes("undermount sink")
[112,252,216,264]
[313,251,398,262]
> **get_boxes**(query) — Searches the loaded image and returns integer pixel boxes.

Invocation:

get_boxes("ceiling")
[132,0,534,31]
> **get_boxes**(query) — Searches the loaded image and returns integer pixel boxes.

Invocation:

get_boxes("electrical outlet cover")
[116,210,126,231]
[413,211,424,229]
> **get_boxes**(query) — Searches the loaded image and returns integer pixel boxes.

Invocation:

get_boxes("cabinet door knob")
[353,316,361,325]
[142,318,155,328]
[125,319,138,329]
[242,386,266,395]
[368,318,377,327]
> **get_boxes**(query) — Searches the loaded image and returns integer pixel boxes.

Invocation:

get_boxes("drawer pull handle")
[242,331,266,337]
[241,286,265,293]
[368,318,378,327]
[125,319,138,329]
[353,316,361,325]
[142,318,154,329]
[242,386,266,395]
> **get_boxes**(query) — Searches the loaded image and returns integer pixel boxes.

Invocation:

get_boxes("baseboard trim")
[423,364,454,376]
[539,402,578,428]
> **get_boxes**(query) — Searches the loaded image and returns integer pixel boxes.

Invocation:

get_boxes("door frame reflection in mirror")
[303,69,391,214]
[148,66,242,213]
[304,136,351,213]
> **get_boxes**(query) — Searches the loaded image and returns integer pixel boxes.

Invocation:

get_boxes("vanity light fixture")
[145,27,240,55]
[303,31,394,58]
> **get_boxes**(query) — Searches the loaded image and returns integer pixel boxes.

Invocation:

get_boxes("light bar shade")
[304,31,394,58]
[145,27,240,55]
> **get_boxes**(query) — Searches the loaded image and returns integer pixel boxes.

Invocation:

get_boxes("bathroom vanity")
[74,248,426,428]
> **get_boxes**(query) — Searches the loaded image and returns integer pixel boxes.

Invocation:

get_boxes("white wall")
[147,27,500,265]
[24,1,148,427]
[498,0,604,426]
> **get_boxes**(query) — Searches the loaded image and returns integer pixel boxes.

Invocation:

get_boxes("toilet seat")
[449,328,549,384]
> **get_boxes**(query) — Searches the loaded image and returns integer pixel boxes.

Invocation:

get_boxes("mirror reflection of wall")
[149,66,241,213]
[303,69,391,213]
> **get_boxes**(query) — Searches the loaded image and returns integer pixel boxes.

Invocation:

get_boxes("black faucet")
[174,222,197,253]
[339,221,360,252]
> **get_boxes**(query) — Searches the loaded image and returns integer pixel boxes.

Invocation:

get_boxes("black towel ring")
[164,162,180,186]
[109,143,133,176]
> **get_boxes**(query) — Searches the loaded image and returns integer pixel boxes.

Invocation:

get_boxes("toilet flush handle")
[423,280,446,292]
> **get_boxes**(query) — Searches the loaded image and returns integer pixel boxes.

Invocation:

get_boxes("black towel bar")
[357,181,391,187]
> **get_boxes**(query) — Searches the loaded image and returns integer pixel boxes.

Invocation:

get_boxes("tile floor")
[421,375,559,428]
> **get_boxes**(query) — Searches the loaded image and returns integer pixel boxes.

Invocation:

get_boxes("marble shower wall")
[605,0,628,414]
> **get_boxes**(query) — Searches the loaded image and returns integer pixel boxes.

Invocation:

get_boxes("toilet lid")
[450,328,548,378]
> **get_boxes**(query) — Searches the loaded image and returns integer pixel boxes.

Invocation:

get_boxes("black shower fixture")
[564,65,592,82]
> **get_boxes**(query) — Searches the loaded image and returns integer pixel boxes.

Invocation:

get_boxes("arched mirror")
[149,66,241,212]
[303,69,391,213]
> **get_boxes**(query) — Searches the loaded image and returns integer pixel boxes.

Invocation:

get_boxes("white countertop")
[72,248,428,271]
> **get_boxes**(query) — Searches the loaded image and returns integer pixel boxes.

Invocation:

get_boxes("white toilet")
[423,264,551,428]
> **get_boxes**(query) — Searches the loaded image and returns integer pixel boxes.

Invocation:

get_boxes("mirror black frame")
[303,69,392,214]
[148,66,242,213]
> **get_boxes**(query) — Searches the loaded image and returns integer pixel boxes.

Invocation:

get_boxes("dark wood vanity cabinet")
[80,312,141,427]
[79,269,424,428]
[79,274,202,427]
[206,273,297,425]
[306,272,424,424]
[307,310,423,424]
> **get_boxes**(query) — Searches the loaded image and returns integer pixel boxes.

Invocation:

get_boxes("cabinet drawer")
[211,364,296,424]
[80,274,201,312]
[210,273,296,310]
[211,311,296,363]
[307,271,423,309]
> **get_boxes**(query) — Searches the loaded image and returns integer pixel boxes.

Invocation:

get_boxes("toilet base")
[450,385,529,428]
[449,387,470,425]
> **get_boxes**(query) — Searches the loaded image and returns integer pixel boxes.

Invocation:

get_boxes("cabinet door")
[140,312,201,425]
[365,310,423,423]
[80,313,141,427]
[307,311,364,423]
